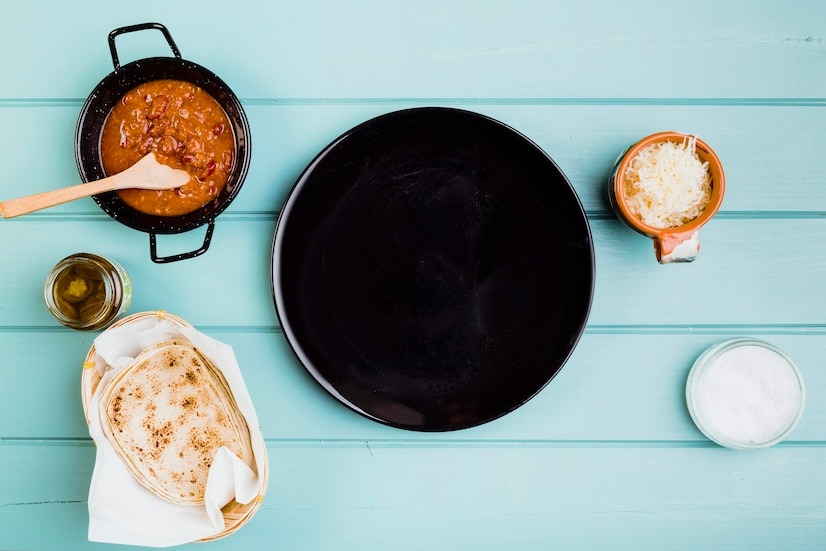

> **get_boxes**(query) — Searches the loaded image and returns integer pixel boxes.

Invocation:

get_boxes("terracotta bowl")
[609,131,725,263]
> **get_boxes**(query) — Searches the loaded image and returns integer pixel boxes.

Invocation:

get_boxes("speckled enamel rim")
[75,23,251,263]
[609,131,725,262]
[685,338,806,451]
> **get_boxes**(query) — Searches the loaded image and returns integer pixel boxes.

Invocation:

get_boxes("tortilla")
[99,337,254,505]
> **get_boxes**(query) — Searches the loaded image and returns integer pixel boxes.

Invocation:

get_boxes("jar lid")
[686,338,805,450]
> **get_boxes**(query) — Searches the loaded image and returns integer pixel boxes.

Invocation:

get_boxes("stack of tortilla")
[97,337,255,505]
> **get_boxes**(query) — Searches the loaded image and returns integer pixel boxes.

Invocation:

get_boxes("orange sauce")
[100,80,234,216]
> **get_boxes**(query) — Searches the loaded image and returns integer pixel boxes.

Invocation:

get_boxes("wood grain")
[1,218,824,327]
[0,1,824,549]
[0,1,824,99]
[1,443,825,551]
[1,104,824,214]
[1,331,824,442]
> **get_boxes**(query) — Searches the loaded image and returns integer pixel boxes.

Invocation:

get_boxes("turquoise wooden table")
[1,1,825,549]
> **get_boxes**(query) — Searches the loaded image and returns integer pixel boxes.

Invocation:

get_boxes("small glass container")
[44,253,132,330]
[686,338,805,450]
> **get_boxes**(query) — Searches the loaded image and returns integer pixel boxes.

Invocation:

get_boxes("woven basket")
[81,310,268,542]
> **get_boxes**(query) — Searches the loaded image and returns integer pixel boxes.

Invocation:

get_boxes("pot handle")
[149,221,215,264]
[108,22,182,71]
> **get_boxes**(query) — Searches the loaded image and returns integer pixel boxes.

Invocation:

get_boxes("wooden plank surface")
[0,1,824,549]
[0,1,824,99]
[1,443,825,551]
[1,104,826,214]
[1,331,824,442]
[1,218,825,327]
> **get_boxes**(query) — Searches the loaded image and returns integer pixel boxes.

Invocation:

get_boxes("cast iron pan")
[75,22,251,263]
[272,107,595,431]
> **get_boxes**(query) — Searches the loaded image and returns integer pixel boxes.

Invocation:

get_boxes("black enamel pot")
[75,22,251,263]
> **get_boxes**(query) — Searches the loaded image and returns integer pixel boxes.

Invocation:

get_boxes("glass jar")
[44,253,132,330]
[686,338,805,450]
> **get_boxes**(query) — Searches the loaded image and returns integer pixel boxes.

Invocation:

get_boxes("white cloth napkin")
[86,316,267,547]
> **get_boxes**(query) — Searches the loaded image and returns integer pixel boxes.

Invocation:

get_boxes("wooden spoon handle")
[0,177,120,219]
[0,154,190,219]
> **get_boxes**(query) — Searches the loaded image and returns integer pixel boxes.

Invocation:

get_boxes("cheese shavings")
[623,137,712,229]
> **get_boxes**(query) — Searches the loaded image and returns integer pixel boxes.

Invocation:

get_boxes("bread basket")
[81,310,268,541]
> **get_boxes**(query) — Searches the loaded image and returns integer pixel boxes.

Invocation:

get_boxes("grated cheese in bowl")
[623,137,712,229]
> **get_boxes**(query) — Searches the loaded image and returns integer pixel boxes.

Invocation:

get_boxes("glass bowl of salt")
[686,338,805,450]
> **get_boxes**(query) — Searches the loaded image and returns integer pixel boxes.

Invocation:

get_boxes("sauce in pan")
[100,79,234,216]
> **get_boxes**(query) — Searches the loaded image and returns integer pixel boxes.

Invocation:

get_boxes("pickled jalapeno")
[54,266,104,321]
[44,253,132,330]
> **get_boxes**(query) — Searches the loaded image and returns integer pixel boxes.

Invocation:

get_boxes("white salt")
[701,344,802,445]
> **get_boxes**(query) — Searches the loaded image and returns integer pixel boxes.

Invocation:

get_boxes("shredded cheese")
[623,137,712,229]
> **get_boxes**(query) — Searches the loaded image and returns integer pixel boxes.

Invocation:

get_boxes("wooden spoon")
[0,153,191,219]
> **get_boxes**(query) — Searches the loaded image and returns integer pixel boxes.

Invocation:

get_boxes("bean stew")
[100,79,235,217]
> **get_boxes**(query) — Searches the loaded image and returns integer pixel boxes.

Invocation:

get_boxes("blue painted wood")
[0,1,824,549]
[0,2,824,99]
[0,218,824,328]
[1,443,825,551]
[1,331,824,443]
[1,104,825,214]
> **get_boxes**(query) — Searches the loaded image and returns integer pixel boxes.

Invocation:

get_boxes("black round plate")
[272,107,594,431]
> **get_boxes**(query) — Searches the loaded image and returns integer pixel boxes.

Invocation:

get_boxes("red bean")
[212,123,224,136]
[200,161,217,180]
[147,96,169,120]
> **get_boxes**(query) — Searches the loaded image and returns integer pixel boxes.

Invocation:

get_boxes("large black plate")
[271,108,594,431]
